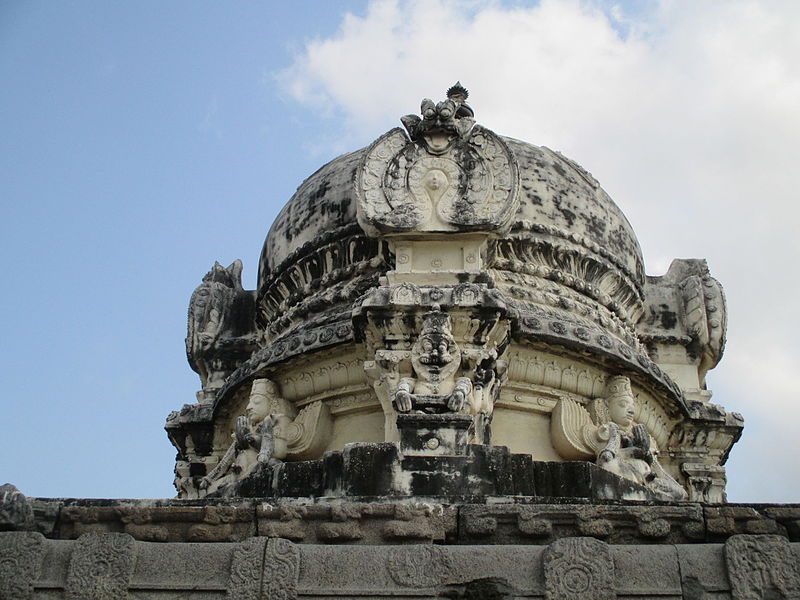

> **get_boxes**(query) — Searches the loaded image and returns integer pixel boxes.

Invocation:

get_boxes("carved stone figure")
[551,375,687,500]
[201,379,331,496]
[393,309,473,415]
[201,379,291,494]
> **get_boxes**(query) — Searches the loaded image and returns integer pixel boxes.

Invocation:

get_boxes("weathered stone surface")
[65,532,136,599]
[543,537,614,600]
[0,531,44,599]
[612,545,681,597]
[677,543,728,597]
[54,499,256,542]
[0,483,33,531]
[131,540,233,594]
[725,534,800,599]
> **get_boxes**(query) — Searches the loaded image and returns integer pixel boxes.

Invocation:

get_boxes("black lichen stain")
[655,303,677,330]
[439,577,514,600]
[585,213,607,240]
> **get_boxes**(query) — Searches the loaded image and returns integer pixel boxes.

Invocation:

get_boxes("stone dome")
[257,134,645,341]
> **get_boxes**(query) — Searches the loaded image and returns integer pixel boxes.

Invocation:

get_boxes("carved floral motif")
[263,538,300,600]
[227,537,267,600]
[65,532,136,600]
[543,537,614,600]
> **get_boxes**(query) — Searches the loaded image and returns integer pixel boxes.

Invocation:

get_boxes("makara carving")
[551,375,686,500]
[356,83,518,235]
[201,378,331,496]
[187,259,257,401]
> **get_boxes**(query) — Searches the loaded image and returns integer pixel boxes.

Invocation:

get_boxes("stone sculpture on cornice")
[551,375,687,501]
[393,308,474,415]
[200,379,331,496]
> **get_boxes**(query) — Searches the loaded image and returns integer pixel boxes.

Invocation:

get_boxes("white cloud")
[280,0,800,501]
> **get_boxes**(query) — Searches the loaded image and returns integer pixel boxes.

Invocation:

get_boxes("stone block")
[613,545,681,596]
[0,531,44,599]
[677,544,728,595]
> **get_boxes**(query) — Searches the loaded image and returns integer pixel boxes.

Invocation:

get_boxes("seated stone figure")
[200,379,293,495]
[551,375,687,501]
[394,309,473,414]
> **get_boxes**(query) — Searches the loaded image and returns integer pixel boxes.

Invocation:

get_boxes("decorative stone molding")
[259,239,387,341]
[513,303,685,403]
[543,537,615,600]
[682,462,728,503]
[213,318,357,406]
[0,531,44,600]
[490,234,643,326]
[65,532,136,600]
[725,535,800,599]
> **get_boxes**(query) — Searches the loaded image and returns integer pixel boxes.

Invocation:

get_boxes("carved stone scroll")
[0,531,44,600]
[543,537,615,600]
[263,538,300,600]
[65,532,136,600]
[227,537,267,600]
[227,537,299,600]
[725,535,800,600]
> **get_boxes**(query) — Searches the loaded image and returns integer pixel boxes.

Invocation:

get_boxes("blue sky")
[2,0,799,501]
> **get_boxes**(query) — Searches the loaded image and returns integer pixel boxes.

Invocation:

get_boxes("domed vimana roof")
[170,83,741,505]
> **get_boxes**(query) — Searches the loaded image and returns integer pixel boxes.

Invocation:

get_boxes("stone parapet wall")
[2,529,799,599]
[19,497,800,546]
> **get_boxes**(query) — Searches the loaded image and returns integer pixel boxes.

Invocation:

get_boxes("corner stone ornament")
[0,531,44,600]
[543,537,615,600]
[725,535,800,600]
[65,532,136,600]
